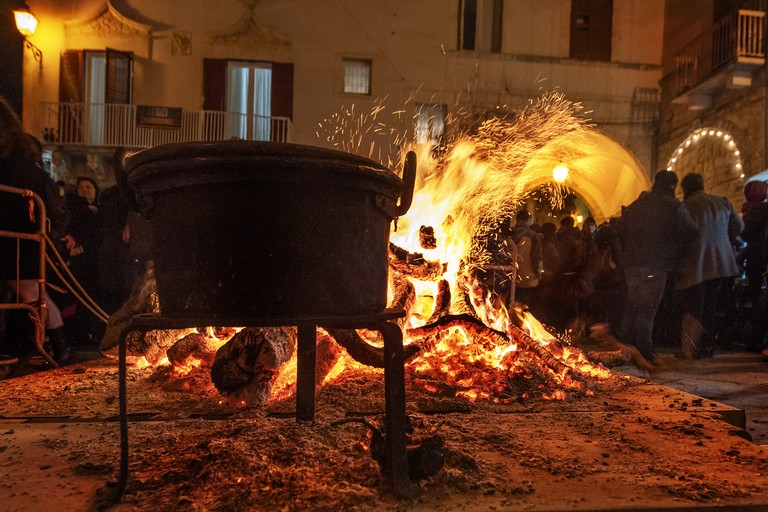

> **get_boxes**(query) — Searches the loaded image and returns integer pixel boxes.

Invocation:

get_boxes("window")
[343,58,372,95]
[570,0,613,61]
[460,0,503,53]
[203,59,294,142]
[415,103,447,149]
[58,48,133,145]
[227,61,272,141]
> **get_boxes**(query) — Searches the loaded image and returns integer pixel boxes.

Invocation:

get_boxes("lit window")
[343,59,371,95]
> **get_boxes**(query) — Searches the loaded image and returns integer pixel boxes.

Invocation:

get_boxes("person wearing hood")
[739,180,768,350]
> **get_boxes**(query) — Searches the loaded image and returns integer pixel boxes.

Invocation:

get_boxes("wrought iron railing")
[672,8,766,98]
[37,102,293,148]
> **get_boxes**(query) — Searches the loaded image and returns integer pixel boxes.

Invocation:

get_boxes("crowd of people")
[0,96,149,368]
[488,169,767,368]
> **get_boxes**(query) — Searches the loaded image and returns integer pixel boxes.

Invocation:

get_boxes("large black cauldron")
[119,141,415,319]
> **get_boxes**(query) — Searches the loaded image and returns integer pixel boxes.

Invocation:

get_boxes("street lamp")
[13,7,42,68]
[552,164,569,184]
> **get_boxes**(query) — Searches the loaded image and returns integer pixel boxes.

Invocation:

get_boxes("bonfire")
[102,91,617,409]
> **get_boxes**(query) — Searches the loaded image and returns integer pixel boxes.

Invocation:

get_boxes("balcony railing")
[37,102,293,148]
[672,8,766,99]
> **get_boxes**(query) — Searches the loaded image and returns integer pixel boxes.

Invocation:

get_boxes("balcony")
[671,8,766,110]
[37,102,293,148]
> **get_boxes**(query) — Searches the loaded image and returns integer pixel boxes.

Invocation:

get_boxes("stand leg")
[378,321,423,499]
[296,322,316,421]
[113,324,132,503]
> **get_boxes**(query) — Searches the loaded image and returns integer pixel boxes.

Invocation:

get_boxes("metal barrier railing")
[0,184,57,367]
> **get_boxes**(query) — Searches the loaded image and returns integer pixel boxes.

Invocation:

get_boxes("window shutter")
[570,0,613,62]
[59,50,84,102]
[105,48,133,104]
[490,0,503,53]
[271,62,293,119]
[203,58,227,111]
[271,62,293,142]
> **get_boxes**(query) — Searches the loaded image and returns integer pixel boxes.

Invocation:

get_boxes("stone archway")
[521,130,651,223]
[664,125,746,207]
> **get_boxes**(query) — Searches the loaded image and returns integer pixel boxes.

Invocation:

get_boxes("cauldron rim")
[123,141,401,188]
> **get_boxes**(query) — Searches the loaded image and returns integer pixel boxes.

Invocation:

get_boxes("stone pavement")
[617,350,768,444]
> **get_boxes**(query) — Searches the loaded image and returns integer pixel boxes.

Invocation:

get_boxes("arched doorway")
[520,130,651,224]
[664,126,746,207]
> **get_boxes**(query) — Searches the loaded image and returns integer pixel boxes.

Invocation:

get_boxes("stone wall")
[657,69,767,209]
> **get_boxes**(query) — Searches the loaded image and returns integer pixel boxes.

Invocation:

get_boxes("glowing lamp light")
[552,165,569,184]
[666,127,744,181]
[13,8,42,68]
[14,9,38,37]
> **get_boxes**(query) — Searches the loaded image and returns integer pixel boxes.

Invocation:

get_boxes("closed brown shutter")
[271,62,293,142]
[490,0,503,53]
[271,62,293,119]
[59,50,84,102]
[570,0,613,62]
[203,58,227,111]
[105,48,133,104]
[58,50,84,143]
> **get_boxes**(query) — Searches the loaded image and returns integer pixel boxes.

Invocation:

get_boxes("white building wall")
[22,0,665,172]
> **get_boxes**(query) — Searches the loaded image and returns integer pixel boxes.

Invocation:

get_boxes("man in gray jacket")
[616,170,699,364]
[675,173,744,358]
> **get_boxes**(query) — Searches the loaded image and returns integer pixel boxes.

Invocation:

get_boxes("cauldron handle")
[396,150,416,217]
[113,148,140,213]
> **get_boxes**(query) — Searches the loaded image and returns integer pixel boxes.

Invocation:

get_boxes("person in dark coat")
[675,173,744,358]
[531,221,561,325]
[615,170,698,364]
[60,177,103,345]
[740,180,768,350]
[0,96,73,364]
[551,216,587,331]
[96,185,132,314]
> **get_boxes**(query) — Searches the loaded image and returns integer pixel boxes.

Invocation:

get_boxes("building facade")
[8,0,670,218]
[659,0,767,208]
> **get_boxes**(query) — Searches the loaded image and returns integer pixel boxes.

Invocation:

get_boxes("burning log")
[418,225,437,250]
[99,265,159,352]
[389,242,446,281]
[408,314,577,379]
[323,328,421,368]
[426,279,451,324]
[314,330,344,386]
[506,325,574,378]
[585,349,631,367]
[210,327,296,406]
[407,314,508,351]
[573,323,656,372]
[324,328,385,368]
[390,278,416,315]
[166,332,220,367]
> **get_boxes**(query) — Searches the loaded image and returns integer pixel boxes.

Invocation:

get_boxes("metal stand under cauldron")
[114,309,423,502]
[112,142,421,502]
